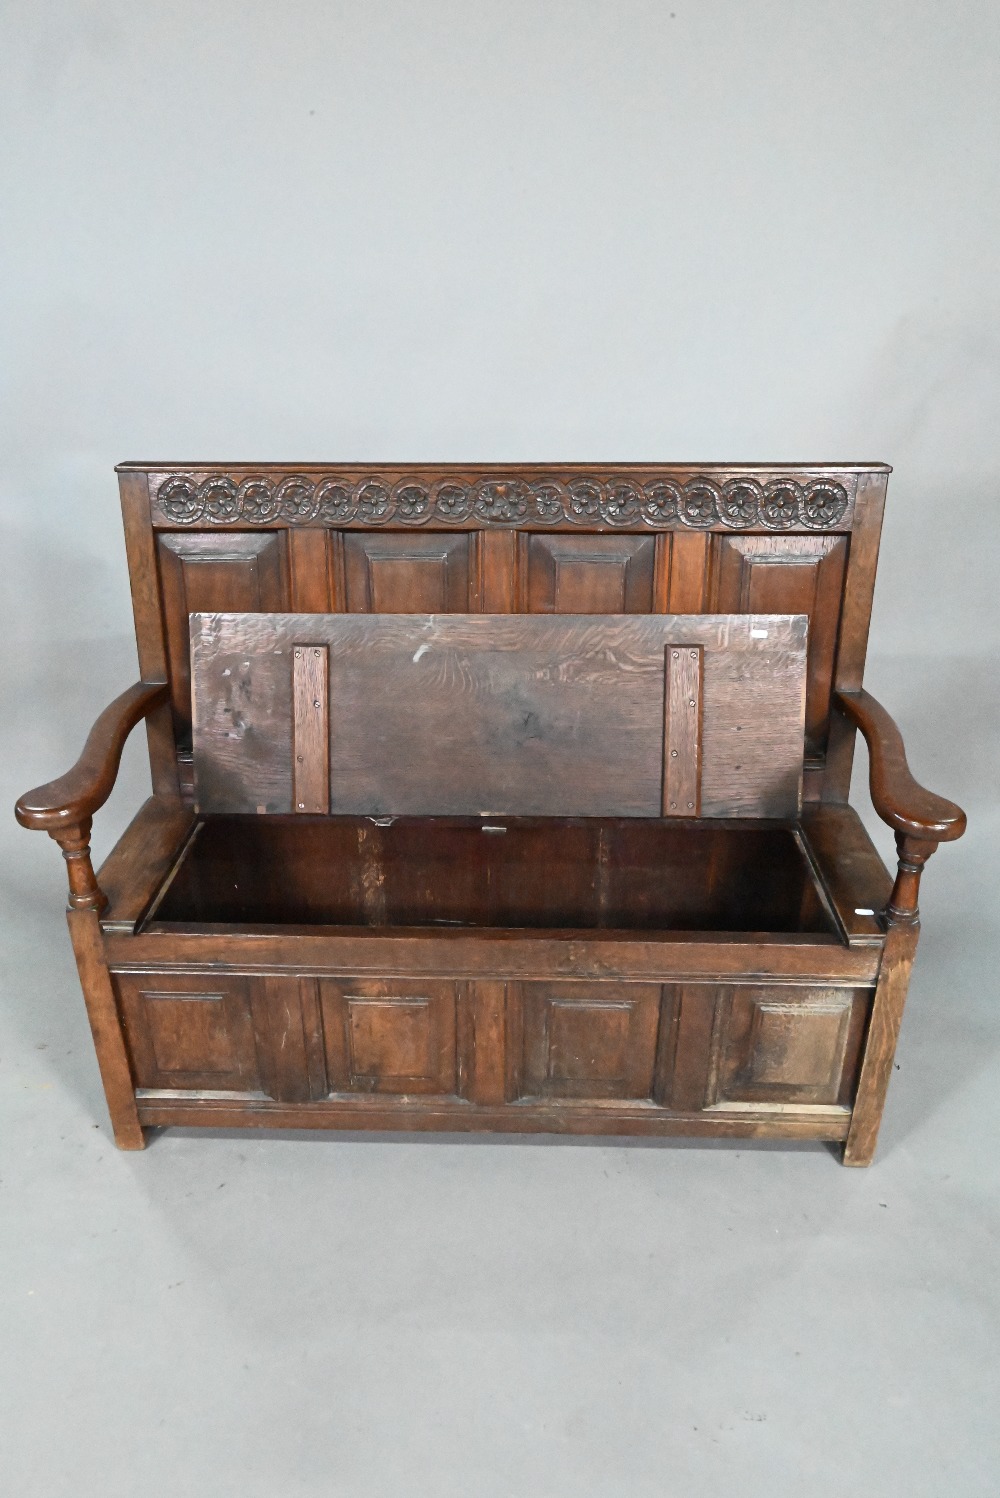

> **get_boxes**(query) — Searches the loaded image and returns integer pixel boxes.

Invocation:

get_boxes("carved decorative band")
[153,473,851,531]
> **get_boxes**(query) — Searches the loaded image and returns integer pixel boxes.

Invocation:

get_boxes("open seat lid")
[190,611,808,820]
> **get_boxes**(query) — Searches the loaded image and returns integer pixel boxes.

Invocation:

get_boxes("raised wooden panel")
[116,972,266,1094]
[319,978,461,1095]
[711,534,848,753]
[522,534,656,612]
[706,984,869,1108]
[342,532,476,612]
[157,530,289,747]
[191,612,808,819]
[514,982,662,1100]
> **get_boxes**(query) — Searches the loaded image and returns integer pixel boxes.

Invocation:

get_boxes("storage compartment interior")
[146,815,838,935]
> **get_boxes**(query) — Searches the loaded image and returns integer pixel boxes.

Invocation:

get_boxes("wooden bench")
[15,462,966,1164]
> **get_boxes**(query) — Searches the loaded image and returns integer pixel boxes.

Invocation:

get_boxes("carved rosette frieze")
[152,472,852,530]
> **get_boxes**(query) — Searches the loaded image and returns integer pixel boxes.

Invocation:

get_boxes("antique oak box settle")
[15,463,966,1165]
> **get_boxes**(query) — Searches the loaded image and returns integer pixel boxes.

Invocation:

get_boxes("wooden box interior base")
[146,815,837,935]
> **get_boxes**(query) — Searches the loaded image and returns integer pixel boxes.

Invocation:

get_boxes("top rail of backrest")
[115,461,891,806]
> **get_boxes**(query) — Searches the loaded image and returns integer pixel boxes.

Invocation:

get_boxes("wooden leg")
[66,907,145,1150]
[843,921,919,1167]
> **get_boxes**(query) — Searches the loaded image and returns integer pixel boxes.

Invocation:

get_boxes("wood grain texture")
[662,646,703,815]
[292,645,329,814]
[703,984,868,1109]
[343,532,476,612]
[118,471,179,796]
[319,977,460,1096]
[136,462,869,533]
[22,457,969,1161]
[135,1094,853,1142]
[521,534,657,612]
[67,908,145,1149]
[288,528,332,612]
[480,531,517,611]
[666,531,710,612]
[710,532,847,756]
[260,976,315,1102]
[824,469,889,797]
[470,980,508,1103]
[835,689,966,841]
[96,796,196,930]
[157,529,289,749]
[190,612,808,819]
[843,921,920,1165]
[106,460,894,812]
[148,815,837,934]
[15,681,168,834]
[514,981,662,1101]
[109,925,880,983]
[116,969,265,1096]
[799,803,893,942]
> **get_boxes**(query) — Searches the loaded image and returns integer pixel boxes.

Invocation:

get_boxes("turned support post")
[48,816,107,913]
[886,833,937,925]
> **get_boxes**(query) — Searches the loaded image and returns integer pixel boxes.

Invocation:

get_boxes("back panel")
[117,461,889,805]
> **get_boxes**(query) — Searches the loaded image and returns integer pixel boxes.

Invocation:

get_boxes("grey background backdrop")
[1,4,997,1495]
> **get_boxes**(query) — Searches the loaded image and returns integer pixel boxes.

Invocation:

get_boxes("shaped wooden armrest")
[15,681,169,912]
[835,688,966,922]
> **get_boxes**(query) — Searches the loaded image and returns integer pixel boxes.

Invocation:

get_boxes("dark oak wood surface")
[15,681,168,833]
[836,689,966,841]
[147,814,834,935]
[190,612,808,820]
[12,460,968,1162]
[115,461,877,785]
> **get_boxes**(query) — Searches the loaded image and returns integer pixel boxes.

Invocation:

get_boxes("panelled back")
[118,462,889,803]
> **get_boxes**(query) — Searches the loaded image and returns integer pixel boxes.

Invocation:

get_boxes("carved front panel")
[711,534,848,753]
[341,532,477,612]
[116,973,267,1094]
[513,982,662,1100]
[521,534,658,612]
[319,978,462,1095]
[157,531,289,746]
